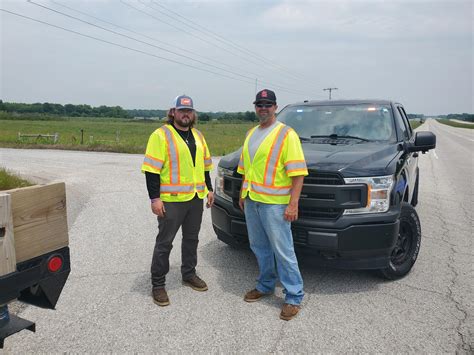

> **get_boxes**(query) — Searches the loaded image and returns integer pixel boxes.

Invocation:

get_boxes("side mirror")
[406,131,436,153]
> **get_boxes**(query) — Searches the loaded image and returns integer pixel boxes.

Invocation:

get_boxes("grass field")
[0,118,254,156]
[410,120,422,130]
[0,167,33,191]
[0,115,433,156]
[437,119,474,129]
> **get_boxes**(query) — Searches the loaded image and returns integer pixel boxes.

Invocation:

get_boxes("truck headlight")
[343,175,394,214]
[215,167,233,202]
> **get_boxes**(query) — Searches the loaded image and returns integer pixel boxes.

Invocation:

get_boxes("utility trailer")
[0,183,70,348]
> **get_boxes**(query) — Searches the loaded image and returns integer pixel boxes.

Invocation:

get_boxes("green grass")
[410,120,422,130]
[437,119,474,129]
[0,117,254,156]
[0,167,33,191]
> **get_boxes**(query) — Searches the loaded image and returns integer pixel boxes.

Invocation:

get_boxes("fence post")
[54,133,59,144]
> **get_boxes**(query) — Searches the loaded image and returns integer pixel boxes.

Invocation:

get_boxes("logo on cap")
[180,98,191,106]
[261,91,268,98]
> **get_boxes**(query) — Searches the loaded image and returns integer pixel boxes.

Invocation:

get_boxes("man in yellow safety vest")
[142,95,214,307]
[238,89,308,320]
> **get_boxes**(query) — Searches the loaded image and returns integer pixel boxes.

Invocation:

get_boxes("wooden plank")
[0,193,16,276]
[4,183,69,263]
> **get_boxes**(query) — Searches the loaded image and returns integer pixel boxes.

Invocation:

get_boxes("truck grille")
[304,172,343,185]
[226,171,363,221]
[300,172,344,220]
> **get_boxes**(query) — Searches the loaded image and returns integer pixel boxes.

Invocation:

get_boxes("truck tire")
[380,202,421,280]
[411,169,419,207]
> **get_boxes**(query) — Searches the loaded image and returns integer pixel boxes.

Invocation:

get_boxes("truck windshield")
[278,104,396,142]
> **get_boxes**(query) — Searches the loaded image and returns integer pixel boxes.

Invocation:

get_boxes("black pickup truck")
[211,100,436,279]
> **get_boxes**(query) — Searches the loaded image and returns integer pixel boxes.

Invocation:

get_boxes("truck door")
[395,105,417,201]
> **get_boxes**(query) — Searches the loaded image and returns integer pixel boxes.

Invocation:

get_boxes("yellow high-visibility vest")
[141,124,213,202]
[238,122,308,204]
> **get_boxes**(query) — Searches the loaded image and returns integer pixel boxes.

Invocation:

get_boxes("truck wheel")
[380,202,421,280]
[411,170,419,207]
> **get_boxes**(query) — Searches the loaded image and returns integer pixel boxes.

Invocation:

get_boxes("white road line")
[433,149,439,159]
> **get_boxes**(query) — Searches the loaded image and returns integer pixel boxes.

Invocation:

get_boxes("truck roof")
[287,99,398,106]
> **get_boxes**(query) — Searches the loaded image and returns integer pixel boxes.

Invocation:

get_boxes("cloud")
[261,0,472,40]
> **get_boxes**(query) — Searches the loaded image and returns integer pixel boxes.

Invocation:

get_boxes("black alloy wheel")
[380,202,421,280]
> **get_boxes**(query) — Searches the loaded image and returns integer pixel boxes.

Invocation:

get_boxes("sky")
[0,0,472,115]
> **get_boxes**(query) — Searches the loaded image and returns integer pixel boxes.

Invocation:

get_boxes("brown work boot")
[244,288,271,303]
[279,303,301,321]
[182,275,208,291]
[152,288,170,306]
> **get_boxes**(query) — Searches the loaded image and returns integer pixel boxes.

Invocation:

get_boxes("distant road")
[1,120,472,352]
[449,119,474,125]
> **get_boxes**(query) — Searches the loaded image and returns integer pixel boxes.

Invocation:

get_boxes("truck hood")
[218,142,402,177]
[302,142,401,177]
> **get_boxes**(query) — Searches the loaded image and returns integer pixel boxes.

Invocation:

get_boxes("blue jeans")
[244,198,304,305]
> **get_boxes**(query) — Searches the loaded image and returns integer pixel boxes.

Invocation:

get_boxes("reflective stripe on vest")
[238,153,244,171]
[194,130,212,169]
[251,182,291,196]
[161,125,180,184]
[160,184,194,193]
[285,160,307,173]
[242,180,290,196]
[143,154,164,171]
[263,125,291,186]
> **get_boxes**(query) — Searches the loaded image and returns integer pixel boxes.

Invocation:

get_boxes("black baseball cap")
[253,89,276,104]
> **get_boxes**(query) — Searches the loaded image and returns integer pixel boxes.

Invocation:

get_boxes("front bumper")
[211,197,400,270]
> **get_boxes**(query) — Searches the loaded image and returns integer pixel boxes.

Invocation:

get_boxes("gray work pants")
[151,196,204,289]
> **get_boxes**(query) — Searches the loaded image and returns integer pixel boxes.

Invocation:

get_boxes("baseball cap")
[253,89,276,104]
[173,95,194,110]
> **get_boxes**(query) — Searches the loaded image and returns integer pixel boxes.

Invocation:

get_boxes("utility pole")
[323,87,338,100]
[255,78,258,94]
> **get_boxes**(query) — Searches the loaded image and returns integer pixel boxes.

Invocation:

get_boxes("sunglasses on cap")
[255,103,274,108]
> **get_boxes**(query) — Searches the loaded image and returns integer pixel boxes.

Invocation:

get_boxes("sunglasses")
[255,103,274,108]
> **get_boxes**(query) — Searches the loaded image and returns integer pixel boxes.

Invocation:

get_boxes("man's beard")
[257,112,272,124]
[175,116,193,127]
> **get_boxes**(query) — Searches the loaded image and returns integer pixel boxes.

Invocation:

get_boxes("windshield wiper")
[310,134,371,142]
[300,136,311,141]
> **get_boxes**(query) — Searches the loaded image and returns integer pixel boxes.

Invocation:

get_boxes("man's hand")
[206,191,215,208]
[239,197,245,211]
[284,201,298,222]
[151,198,166,217]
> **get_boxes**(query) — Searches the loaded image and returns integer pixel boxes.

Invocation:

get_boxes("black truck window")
[398,106,413,137]
[395,106,410,140]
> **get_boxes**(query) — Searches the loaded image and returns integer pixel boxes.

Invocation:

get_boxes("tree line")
[437,113,474,122]
[0,100,258,122]
[0,100,130,118]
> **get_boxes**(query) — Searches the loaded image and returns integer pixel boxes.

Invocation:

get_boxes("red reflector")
[48,256,63,273]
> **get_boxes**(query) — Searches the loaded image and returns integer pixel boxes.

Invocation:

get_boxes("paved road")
[1,120,472,352]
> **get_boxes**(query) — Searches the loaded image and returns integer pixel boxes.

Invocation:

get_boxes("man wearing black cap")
[142,95,214,306]
[237,89,308,320]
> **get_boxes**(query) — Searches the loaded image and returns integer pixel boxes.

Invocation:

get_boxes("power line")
[1,8,307,97]
[144,0,307,83]
[50,0,304,93]
[27,1,308,95]
[0,9,251,84]
[120,0,269,71]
